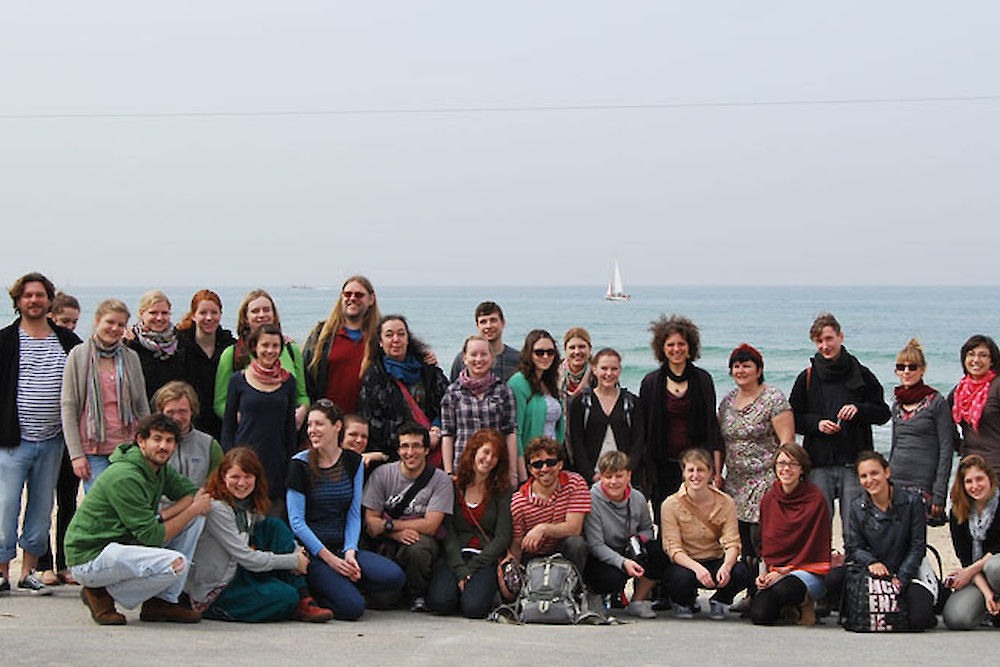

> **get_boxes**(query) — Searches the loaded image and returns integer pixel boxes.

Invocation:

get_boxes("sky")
[2,2,998,288]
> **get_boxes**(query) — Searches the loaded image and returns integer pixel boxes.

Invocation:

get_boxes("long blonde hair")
[308,275,381,379]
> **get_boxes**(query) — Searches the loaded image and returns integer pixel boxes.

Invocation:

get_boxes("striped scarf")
[85,335,136,444]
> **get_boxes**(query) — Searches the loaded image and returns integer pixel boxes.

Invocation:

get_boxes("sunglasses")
[895,363,920,372]
[342,291,368,300]
[528,458,560,470]
[532,348,556,358]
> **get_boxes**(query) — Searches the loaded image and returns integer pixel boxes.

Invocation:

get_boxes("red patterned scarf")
[248,357,290,387]
[952,371,997,432]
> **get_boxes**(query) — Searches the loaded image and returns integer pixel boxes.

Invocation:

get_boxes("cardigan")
[442,486,513,581]
[60,340,150,460]
[0,317,81,448]
[950,504,1000,568]
[566,387,642,477]
[507,371,565,456]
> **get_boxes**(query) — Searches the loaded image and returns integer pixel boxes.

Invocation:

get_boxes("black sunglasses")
[529,457,560,470]
[895,363,920,372]
[533,348,556,358]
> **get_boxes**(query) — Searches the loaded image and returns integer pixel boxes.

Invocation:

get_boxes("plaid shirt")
[440,378,517,465]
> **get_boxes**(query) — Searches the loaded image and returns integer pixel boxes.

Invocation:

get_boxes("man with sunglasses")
[508,436,591,573]
[788,313,890,540]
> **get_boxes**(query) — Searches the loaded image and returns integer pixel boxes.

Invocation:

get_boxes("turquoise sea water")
[8,284,1000,451]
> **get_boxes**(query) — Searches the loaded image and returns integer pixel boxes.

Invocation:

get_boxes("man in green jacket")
[64,413,211,625]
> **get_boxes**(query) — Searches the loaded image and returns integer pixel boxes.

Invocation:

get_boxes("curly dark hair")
[649,314,700,364]
[516,329,561,397]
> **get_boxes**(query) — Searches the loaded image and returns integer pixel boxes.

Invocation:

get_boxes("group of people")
[3,271,1000,633]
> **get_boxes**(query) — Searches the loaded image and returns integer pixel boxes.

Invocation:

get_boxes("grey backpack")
[489,553,609,625]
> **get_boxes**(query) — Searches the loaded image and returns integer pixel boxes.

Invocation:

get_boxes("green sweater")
[507,371,565,455]
[64,441,199,566]
[213,341,309,419]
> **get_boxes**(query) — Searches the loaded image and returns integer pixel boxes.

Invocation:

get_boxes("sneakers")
[81,587,126,625]
[293,597,333,623]
[0,576,10,596]
[140,596,201,623]
[17,572,53,596]
[625,599,657,619]
[709,599,729,620]
[409,596,428,613]
[671,602,695,619]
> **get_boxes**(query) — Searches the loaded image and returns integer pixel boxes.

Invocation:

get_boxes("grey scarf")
[970,488,999,561]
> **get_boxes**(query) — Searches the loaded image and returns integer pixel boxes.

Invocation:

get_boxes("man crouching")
[64,413,212,624]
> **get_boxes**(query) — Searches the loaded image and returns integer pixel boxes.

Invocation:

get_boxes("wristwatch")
[384,518,394,533]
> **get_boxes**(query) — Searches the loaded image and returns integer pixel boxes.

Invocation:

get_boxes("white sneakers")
[624,599,657,619]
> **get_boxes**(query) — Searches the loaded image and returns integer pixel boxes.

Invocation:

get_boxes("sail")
[611,261,624,294]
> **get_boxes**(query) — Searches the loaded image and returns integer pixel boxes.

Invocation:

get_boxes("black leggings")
[825,566,937,631]
[738,521,761,598]
[749,575,807,625]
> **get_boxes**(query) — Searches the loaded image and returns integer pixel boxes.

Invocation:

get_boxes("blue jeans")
[70,516,205,609]
[307,549,405,620]
[82,454,111,494]
[0,436,64,562]
[809,465,862,542]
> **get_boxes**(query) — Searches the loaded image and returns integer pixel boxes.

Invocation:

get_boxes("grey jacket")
[584,483,655,569]
[889,392,957,506]
[61,341,150,460]
[186,499,298,604]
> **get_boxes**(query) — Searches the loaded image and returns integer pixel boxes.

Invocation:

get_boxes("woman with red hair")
[186,447,333,622]
[426,429,512,618]
[177,289,235,439]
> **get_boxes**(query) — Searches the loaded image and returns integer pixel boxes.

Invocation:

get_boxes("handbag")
[839,563,910,632]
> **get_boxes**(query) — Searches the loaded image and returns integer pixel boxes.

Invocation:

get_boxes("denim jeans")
[71,516,205,609]
[82,454,111,494]
[808,465,862,541]
[0,436,64,562]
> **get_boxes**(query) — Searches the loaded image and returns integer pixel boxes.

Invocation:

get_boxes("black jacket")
[127,335,187,403]
[0,317,81,448]
[789,352,890,467]
[950,503,1000,568]
[177,326,236,440]
[846,484,926,583]
[358,351,449,458]
[566,387,642,478]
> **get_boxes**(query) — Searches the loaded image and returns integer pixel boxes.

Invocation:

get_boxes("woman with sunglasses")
[950,335,1000,475]
[508,330,565,484]
[214,289,309,429]
[889,338,957,524]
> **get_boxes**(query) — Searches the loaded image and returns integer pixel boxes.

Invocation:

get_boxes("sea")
[8,284,1000,453]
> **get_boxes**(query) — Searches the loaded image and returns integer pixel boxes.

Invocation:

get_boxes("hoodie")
[64,441,199,566]
[584,482,655,569]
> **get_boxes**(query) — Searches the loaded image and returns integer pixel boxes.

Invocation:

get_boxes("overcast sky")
[2,2,997,288]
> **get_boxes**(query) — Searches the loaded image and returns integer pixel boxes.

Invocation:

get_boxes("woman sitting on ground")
[825,451,937,631]
[427,429,512,618]
[750,443,831,626]
[567,348,642,483]
[660,447,749,620]
[186,446,333,622]
[286,400,405,620]
[942,454,1000,630]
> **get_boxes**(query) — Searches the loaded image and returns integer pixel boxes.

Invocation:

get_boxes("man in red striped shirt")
[509,437,591,573]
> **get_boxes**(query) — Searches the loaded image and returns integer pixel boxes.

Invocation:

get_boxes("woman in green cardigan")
[213,289,309,428]
[426,429,512,618]
[507,329,565,483]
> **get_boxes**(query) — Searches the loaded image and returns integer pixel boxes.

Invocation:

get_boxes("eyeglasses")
[342,291,368,300]
[532,348,556,358]
[895,363,920,372]
[775,460,802,469]
[528,458,560,470]
[966,351,992,360]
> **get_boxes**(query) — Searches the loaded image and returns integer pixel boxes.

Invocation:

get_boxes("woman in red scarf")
[750,443,831,625]
[951,335,1000,475]
[221,323,298,518]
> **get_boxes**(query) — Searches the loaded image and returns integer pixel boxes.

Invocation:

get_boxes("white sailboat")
[605,260,630,301]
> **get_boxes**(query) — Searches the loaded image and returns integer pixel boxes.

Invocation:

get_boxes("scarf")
[759,479,831,575]
[559,358,593,401]
[131,323,178,361]
[811,347,865,392]
[84,335,136,444]
[458,367,497,396]
[232,498,254,535]
[952,371,997,432]
[970,488,1000,561]
[383,353,423,384]
[647,362,707,464]
[247,356,290,386]
[894,380,937,406]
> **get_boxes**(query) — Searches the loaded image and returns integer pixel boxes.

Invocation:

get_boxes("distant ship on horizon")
[605,260,630,301]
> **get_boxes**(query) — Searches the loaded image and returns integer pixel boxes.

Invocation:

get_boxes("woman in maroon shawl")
[750,443,831,625]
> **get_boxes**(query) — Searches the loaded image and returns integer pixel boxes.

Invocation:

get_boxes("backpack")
[580,389,634,430]
[489,553,610,625]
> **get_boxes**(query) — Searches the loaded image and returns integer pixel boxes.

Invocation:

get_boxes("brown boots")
[139,596,202,623]
[81,587,126,625]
